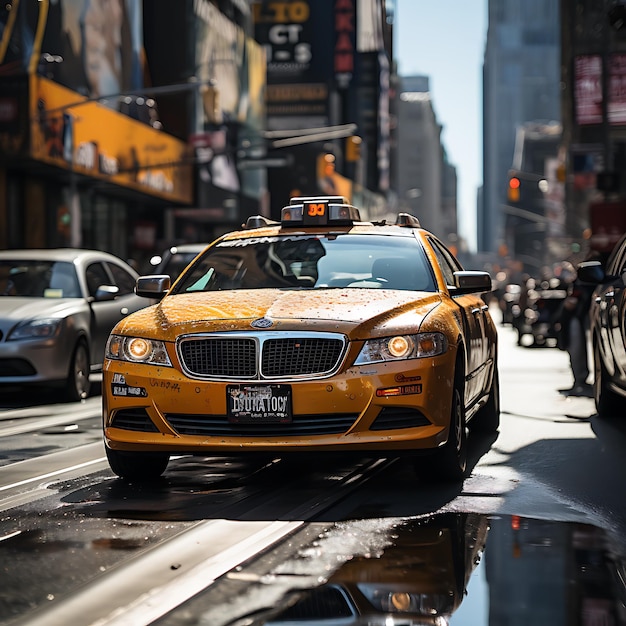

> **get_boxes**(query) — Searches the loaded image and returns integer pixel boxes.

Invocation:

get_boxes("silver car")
[0,249,149,401]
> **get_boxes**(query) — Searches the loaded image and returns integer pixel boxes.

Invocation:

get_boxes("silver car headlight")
[106,335,171,366]
[357,583,452,617]
[354,332,447,365]
[7,318,63,341]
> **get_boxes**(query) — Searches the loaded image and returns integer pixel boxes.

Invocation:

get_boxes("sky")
[394,1,488,251]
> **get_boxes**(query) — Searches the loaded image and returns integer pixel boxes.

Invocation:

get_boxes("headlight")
[357,584,452,616]
[7,318,62,341]
[354,332,447,365]
[106,335,171,365]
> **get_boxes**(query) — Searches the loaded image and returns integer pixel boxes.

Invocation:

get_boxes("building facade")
[395,75,459,246]
[0,0,265,268]
[560,0,626,259]
[252,0,391,220]
[0,0,397,264]
[481,0,561,260]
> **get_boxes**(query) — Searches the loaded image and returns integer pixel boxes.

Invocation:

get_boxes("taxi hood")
[115,289,442,339]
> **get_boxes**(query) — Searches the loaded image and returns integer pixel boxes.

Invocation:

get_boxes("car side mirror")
[93,284,119,301]
[577,260,609,284]
[135,274,171,300]
[452,271,493,294]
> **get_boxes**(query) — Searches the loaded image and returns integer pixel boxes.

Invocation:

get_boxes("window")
[85,262,111,297]
[107,263,136,295]
[428,238,462,287]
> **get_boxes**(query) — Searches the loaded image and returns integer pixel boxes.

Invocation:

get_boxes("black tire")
[594,342,626,417]
[415,374,467,483]
[470,367,500,433]
[106,447,169,481]
[65,340,91,402]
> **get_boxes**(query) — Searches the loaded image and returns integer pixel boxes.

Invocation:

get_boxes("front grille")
[177,332,346,380]
[261,338,344,377]
[179,338,256,377]
[164,413,358,437]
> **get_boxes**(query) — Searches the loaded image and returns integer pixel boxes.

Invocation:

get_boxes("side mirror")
[135,274,171,300]
[94,284,119,302]
[577,260,608,284]
[452,271,493,294]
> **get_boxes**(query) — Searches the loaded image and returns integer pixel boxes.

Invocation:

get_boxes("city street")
[1,318,625,625]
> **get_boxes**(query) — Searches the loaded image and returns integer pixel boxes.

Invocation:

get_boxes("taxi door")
[428,239,487,405]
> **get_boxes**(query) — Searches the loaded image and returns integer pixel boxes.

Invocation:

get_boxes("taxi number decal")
[303,201,328,225]
[307,203,326,217]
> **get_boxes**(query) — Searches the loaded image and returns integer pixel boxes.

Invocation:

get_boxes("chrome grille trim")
[176,331,348,381]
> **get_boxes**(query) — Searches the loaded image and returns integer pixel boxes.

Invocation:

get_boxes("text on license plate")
[227,384,292,423]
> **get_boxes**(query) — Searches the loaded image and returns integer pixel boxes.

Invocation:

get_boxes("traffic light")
[346,135,362,162]
[318,153,336,177]
[507,176,521,203]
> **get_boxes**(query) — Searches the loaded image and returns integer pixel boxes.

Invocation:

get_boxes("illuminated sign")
[334,0,355,88]
[303,200,328,225]
[30,76,192,203]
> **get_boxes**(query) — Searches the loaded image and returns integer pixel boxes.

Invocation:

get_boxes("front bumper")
[0,336,72,384]
[103,351,456,455]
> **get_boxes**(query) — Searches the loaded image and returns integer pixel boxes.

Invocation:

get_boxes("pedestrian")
[557,275,593,396]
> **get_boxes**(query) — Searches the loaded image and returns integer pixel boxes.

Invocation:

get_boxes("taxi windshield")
[172,234,436,293]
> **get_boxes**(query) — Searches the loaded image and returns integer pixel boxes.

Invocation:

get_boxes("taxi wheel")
[415,376,467,482]
[106,447,169,481]
[437,382,468,481]
[470,366,500,433]
[65,340,91,403]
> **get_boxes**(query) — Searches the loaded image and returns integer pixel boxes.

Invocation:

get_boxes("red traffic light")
[508,176,521,202]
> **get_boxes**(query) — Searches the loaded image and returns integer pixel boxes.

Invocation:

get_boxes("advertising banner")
[609,53,626,125]
[0,0,144,100]
[575,53,626,126]
[31,76,192,204]
[574,55,602,125]
[252,0,333,124]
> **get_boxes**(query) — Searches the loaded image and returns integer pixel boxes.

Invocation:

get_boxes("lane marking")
[0,457,106,492]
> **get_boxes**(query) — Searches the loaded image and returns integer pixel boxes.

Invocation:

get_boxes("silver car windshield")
[172,234,437,293]
[0,261,81,298]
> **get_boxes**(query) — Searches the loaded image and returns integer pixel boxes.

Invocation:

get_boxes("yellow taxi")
[102,196,499,482]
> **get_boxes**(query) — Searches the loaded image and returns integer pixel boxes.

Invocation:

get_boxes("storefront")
[0,74,193,269]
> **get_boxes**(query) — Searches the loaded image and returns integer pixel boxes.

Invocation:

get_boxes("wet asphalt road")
[1,321,626,625]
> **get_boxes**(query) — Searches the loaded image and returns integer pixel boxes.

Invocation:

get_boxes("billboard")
[31,76,192,203]
[252,0,334,126]
[575,53,626,126]
[0,0,144,100]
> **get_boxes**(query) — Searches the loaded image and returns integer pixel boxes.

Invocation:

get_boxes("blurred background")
[0,0,621,280]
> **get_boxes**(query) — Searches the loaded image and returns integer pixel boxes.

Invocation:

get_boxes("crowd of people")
[490,259,595,397]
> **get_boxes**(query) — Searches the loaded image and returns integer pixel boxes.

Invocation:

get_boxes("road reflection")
[192,513,626,626]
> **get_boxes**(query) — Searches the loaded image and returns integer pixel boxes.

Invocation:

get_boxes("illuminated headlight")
[106,335,171,365]
[357,584,452,616]
[7,318,62,341]
[354,332,447,365]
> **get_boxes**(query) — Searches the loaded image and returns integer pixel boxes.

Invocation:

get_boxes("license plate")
[227,384,292,424]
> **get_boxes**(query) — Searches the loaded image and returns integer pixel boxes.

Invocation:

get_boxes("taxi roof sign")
[289,195,347,205]
[282,196,361,226]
